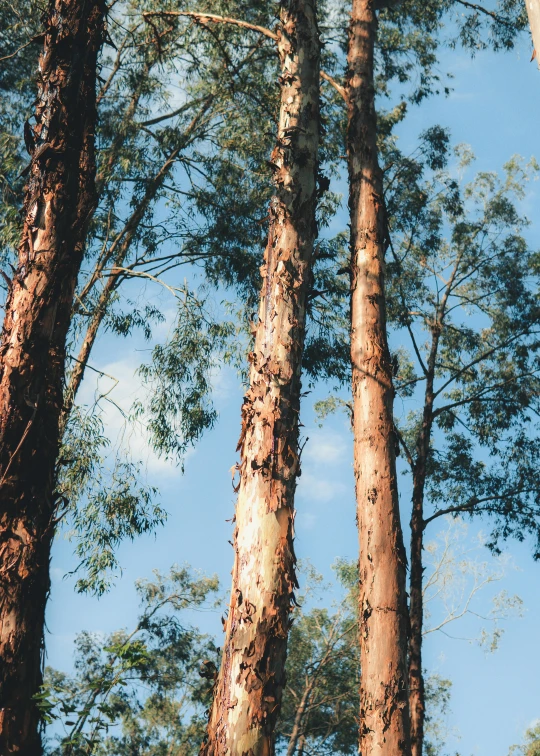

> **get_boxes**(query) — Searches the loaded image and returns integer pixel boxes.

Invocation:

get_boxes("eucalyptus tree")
[0,1,106,751]
[199,1,320,751]
[0,0,280,746]
[346,2,412,750]
[326,3,528,753]
[385,147,540,756]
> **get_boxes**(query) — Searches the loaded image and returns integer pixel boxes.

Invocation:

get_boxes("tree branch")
[454,0,515,29]
[141,10,347,100]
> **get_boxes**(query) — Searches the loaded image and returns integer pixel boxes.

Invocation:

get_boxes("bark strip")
[346,2,411,754]
[201,2,320,753]
[0,1,105,751]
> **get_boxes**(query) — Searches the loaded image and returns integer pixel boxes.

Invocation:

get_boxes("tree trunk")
[201,2,320,754]
[346,2,411,754]
[0,1,105,751]
[407,324,439,756]
[408,480,425,756]
[286,678,314,756]
[526,0,540,67]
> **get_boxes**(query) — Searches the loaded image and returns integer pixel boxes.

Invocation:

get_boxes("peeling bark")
[346,2,411,754]
[201,2,320,754]
[0,1,105,751]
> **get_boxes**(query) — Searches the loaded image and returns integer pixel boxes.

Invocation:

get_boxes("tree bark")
[526,0,540,67]
[408,479,425,756]
[201,2,320,754]
[0,1,105,752]
[346,2,411,754]
[408,314,444,756]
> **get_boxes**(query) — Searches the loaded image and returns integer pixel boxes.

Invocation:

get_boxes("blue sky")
[46,21,540,756]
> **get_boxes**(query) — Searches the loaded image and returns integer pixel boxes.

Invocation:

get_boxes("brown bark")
[346,2,411,754]
[201,2,320,753]
[408,479,426,756]
[408,270,454,756]
[0,1,105,752]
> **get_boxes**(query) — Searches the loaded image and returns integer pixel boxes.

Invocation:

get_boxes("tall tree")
[0,0,106,750]
[346,1,411,753]
[201,1,321,752]
[383,144,540,756]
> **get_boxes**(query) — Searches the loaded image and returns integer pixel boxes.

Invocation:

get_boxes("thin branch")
[0,35,38,63]
[454,0,515,28]
[423,488,540,529]
[141,10,347,100]
[433,326,540,400]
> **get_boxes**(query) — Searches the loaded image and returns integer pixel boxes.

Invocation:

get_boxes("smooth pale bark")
[0,1,105,751]
[526,0,540,66]
[346,1,411,754]
[201,2,320,754]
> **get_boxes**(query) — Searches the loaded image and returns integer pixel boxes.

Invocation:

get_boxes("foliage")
[510,723,540,756]
[423,518,523,650]
[390,148,540,553]
[56,406,166,595]
[275,563,359,755]
[135,289,237,462]
[424,674,454,756]
[40,566,220,755]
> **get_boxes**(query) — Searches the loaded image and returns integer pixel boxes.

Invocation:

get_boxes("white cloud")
[298,471,347,503]
[77,354,183,477]
[303,428,348,465]
[296,511,317,531]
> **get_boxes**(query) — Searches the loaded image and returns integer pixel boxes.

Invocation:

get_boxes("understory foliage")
[42,563,460,755]
[41,567,220,755]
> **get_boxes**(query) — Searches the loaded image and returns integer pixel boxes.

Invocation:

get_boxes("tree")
[275,562,359,756]
[346,1,411,752]
[40,566,220,755]
[201,1,321,752]
[385,145,540,756]
[510,723,540,756]
[0,1,106,750]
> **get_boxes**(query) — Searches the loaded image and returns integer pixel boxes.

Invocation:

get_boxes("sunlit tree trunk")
[526,0,540,66]
[201,2,320,753]
[346,1,411,753]
[0,1,105,751]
